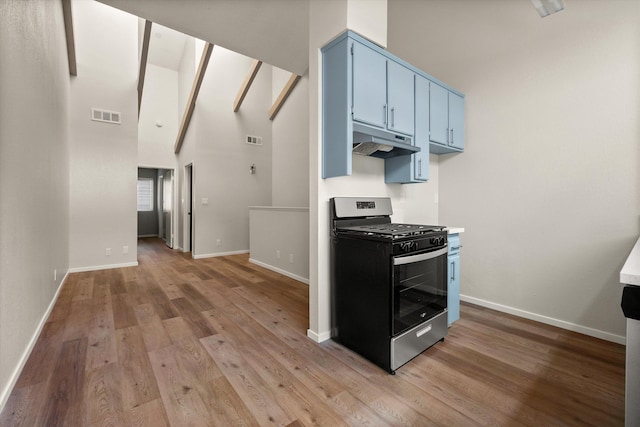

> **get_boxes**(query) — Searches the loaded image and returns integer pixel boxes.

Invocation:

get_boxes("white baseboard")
[0,270,69,412]
[137,234,159,238]
[307,328,331,343]
[68,261,138,273]
[460,294,626,345]
[248,258,309,285]
[193,250,249,259]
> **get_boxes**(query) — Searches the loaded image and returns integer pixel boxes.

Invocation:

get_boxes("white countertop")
[249,206,309,212]
[447,227,465,235]
[621,236,640,286]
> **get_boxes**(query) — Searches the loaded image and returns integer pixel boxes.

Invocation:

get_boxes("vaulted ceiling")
[97,0,310,75]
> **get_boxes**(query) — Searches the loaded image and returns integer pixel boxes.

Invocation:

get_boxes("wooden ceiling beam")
[269,73,301,120]
[137,20,152,118]
[61,0,77,76]
[233,59,262,112]
[174,42,214,154]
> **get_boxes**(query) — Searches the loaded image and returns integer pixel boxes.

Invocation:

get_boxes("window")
[137,178,154,211]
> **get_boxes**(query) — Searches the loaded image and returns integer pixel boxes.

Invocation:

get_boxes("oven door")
[393,247,448,336]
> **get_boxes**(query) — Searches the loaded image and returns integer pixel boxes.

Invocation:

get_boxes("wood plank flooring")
[0,237,625,426]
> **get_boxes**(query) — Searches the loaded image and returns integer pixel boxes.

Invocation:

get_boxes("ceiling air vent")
[246,135,262,146]
[91,108,121,124]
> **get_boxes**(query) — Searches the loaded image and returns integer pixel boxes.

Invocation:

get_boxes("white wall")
[388,0,640,341]
[175,46,273,258]
[69,0,138,271]
[249,207,310,282]
[0,0,70,407]
[138,64,179,169]
[272,68,309,207]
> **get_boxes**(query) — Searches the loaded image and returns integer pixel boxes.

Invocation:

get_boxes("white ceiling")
[147,23,188,71]
[97,0,310,75]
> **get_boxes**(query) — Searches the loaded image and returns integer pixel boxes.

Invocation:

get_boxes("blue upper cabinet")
[322,30,464,181]
[448,92,464,150]
[429,83,449,146]
[352,41,387,129]
[413,76,429,180]
[387,60,415,136]
[385,74,428,183]
[352,41,414,136]
[430,83,465,154]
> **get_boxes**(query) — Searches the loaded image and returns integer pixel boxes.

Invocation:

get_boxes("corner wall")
[0,0,70,407]
[69,0,138,271]
[175,45,274,257]
[272,68,309,207]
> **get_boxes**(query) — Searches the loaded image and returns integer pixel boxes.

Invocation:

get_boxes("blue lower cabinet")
[448,234,461,325]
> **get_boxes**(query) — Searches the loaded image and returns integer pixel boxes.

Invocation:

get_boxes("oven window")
[393,250,447,335]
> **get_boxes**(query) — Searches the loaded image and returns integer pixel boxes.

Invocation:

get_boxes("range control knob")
[399,241,416,252]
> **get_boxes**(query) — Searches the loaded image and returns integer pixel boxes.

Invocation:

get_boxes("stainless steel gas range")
[330,197,448,374]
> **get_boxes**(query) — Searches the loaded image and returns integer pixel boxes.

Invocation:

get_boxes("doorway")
[137,167,175,248]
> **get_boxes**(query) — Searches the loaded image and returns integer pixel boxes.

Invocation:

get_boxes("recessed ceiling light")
[531,0,565,17]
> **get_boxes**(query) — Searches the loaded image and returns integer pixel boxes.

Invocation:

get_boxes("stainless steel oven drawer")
[390,310,448,371]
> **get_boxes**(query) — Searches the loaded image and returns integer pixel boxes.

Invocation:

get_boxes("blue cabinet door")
[429,83,449,146]
[387,60,414,136]
[413,75,429,181]
[448,233,461,325]
[384,74,427,183]
[352,41,387,129]
[448,252,460,324]
[448,92,464,150]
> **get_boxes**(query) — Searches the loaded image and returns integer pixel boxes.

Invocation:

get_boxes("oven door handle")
[394,247,448,265]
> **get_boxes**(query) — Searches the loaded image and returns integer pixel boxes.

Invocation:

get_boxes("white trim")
[307,328,331,343]
[193,250,249,259]
[0,270,69,411]
[68,261,138,273]
[137,234,159,238]
[248,258,309,284]
[460,294,626,345]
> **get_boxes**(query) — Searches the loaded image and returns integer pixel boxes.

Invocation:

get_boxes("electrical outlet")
[54,269,57,281]
[106,247,112,256]
[289,254,294,263]
[123,245,128,254]
[276,250,281,259]
[216,239,221,246]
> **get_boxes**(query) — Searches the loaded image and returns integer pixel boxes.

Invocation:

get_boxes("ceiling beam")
[174,42,214,154]
[268,73,301,120]
[233,59,262,112]
[137,20,152,118]
[61,0,77,76]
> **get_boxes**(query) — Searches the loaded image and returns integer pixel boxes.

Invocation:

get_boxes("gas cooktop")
[337,223,445,238]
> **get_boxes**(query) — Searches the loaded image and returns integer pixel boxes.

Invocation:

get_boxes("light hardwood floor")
[0,238,625,426]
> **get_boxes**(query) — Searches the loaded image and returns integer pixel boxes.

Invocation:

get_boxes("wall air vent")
[246,135,262,146]
[91,108,121,124]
